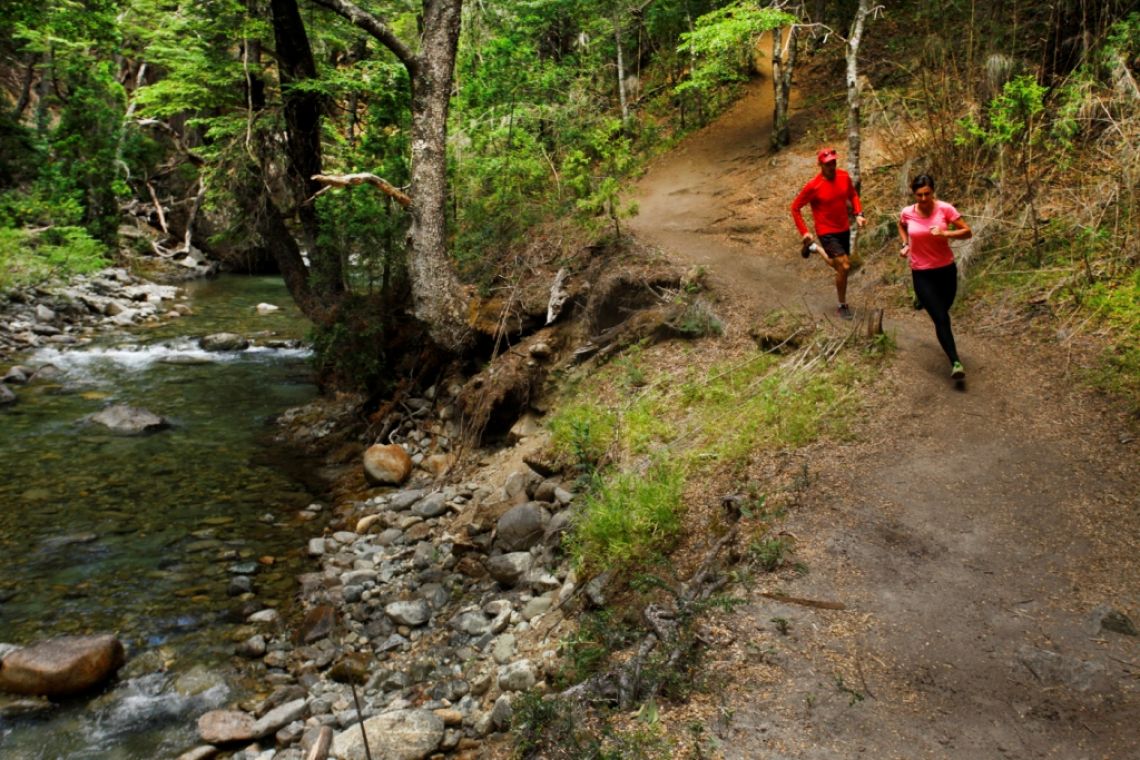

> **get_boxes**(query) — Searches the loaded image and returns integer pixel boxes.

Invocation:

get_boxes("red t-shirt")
[899,200,962,270]
[790,169,863,237]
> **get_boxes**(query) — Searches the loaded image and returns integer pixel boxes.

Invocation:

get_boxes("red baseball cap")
[817,147,838,163]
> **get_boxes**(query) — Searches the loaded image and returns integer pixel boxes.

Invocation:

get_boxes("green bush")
[549,402,619,472]
[0,226,108,290]
[568,461,685,571]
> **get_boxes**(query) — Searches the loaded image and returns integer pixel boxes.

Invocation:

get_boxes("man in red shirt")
[790,147,866,319]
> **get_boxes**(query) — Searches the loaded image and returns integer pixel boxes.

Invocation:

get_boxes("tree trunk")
[408,0,470,352]
[15,54,38,117]
[312,0,471,352]
[271,0,342,300]
[771,25,798,149]
[615,10,629,124]
[236,170,326,321]
[845,0,868,192]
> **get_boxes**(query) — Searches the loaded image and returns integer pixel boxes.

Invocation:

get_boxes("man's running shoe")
[837,304,853,320]
[951,361,966,379]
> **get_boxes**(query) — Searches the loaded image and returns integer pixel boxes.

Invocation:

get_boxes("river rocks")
[331,709,445,760]
[0,694,54,719]
[250,698,308,737]
[411,491,449,518]
[1,267,188,361]
[0,384,15,406]
[385,600,432,627]
[255,303,280,315]
[495,502,550,552]
[198,709,257,744]
[497,660,537,692]
[296,605,337,644]
[89,404,170,435]
[198,332,250,351]
[486,552,534,587]
[2,365,31,383]
[177,395,588,760]
[0,634,126,698]
[363,443,413,486]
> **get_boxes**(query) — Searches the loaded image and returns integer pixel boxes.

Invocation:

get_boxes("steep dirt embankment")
[627,78,1139,758]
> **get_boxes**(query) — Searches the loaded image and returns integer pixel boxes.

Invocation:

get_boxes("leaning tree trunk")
[271,0,343,304]
[407,0,471,353]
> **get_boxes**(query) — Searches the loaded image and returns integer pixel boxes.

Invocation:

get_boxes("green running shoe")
[951,361,966,379]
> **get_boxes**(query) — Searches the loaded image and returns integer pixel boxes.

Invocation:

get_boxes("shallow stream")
[0,275,322,758]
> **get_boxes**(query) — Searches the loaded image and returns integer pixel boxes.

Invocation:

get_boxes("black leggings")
[912,262,960,365]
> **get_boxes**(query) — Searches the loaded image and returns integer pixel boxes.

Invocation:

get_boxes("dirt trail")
[628,80,1139,758]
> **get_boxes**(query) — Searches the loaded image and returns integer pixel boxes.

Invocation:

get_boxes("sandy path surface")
[628,75,1139,759]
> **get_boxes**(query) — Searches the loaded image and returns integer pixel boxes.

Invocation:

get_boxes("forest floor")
[623,77,1140,759]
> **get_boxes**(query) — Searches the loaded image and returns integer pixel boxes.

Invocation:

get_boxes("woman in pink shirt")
[898,174,973,380]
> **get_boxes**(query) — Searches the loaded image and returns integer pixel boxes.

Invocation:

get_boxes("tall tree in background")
[770,3,801,148]
[312,0,471,352]
[265,0,343,318]
[844,0,873,192]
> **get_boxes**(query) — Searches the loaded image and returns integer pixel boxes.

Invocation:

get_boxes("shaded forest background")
[0,0,1136,403]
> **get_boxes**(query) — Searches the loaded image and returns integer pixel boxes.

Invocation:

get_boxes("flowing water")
[0,275,323,758]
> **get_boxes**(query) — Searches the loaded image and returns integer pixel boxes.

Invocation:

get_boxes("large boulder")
[495,502,550,552]
[331,709,444,760]
[363,444,413,486]
[198,333,250,351]
[89,404,169,435]
[0,635,126,697]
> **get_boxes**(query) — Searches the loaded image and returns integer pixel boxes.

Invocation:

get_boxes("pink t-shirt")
[899,200,962,270]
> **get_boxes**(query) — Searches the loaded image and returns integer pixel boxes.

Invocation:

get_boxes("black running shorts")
[819,231,851,259]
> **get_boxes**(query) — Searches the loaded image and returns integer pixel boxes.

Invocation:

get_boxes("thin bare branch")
[310,172,412,207]
[308,0,417,74]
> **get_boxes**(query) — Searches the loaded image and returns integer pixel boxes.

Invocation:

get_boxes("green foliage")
[1,1,129,247]
[511,693,604,760]
[568,460,685,572]
[677,355,858,468]
[316,188,408,295]
[959,74,1048,149]
[511,690,672,760]
[0,113,39,187]
[864,329,897,358]
[675,2,795,97]
[1075,269,1140,408]
[0,226,108,290]
[749,535,793,572]
[564,118,640,237]
[549,402,619,472]
[671,297,724,337]
[308,295,392,391]
[130,0,256,122]
[557,609,637,686]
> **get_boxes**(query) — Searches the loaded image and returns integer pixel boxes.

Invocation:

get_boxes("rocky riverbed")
[1,266,587,760]
[173,392,585,760]
[0,267,187,371]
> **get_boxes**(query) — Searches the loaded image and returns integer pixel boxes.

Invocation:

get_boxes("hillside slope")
[627,77,1139,758]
